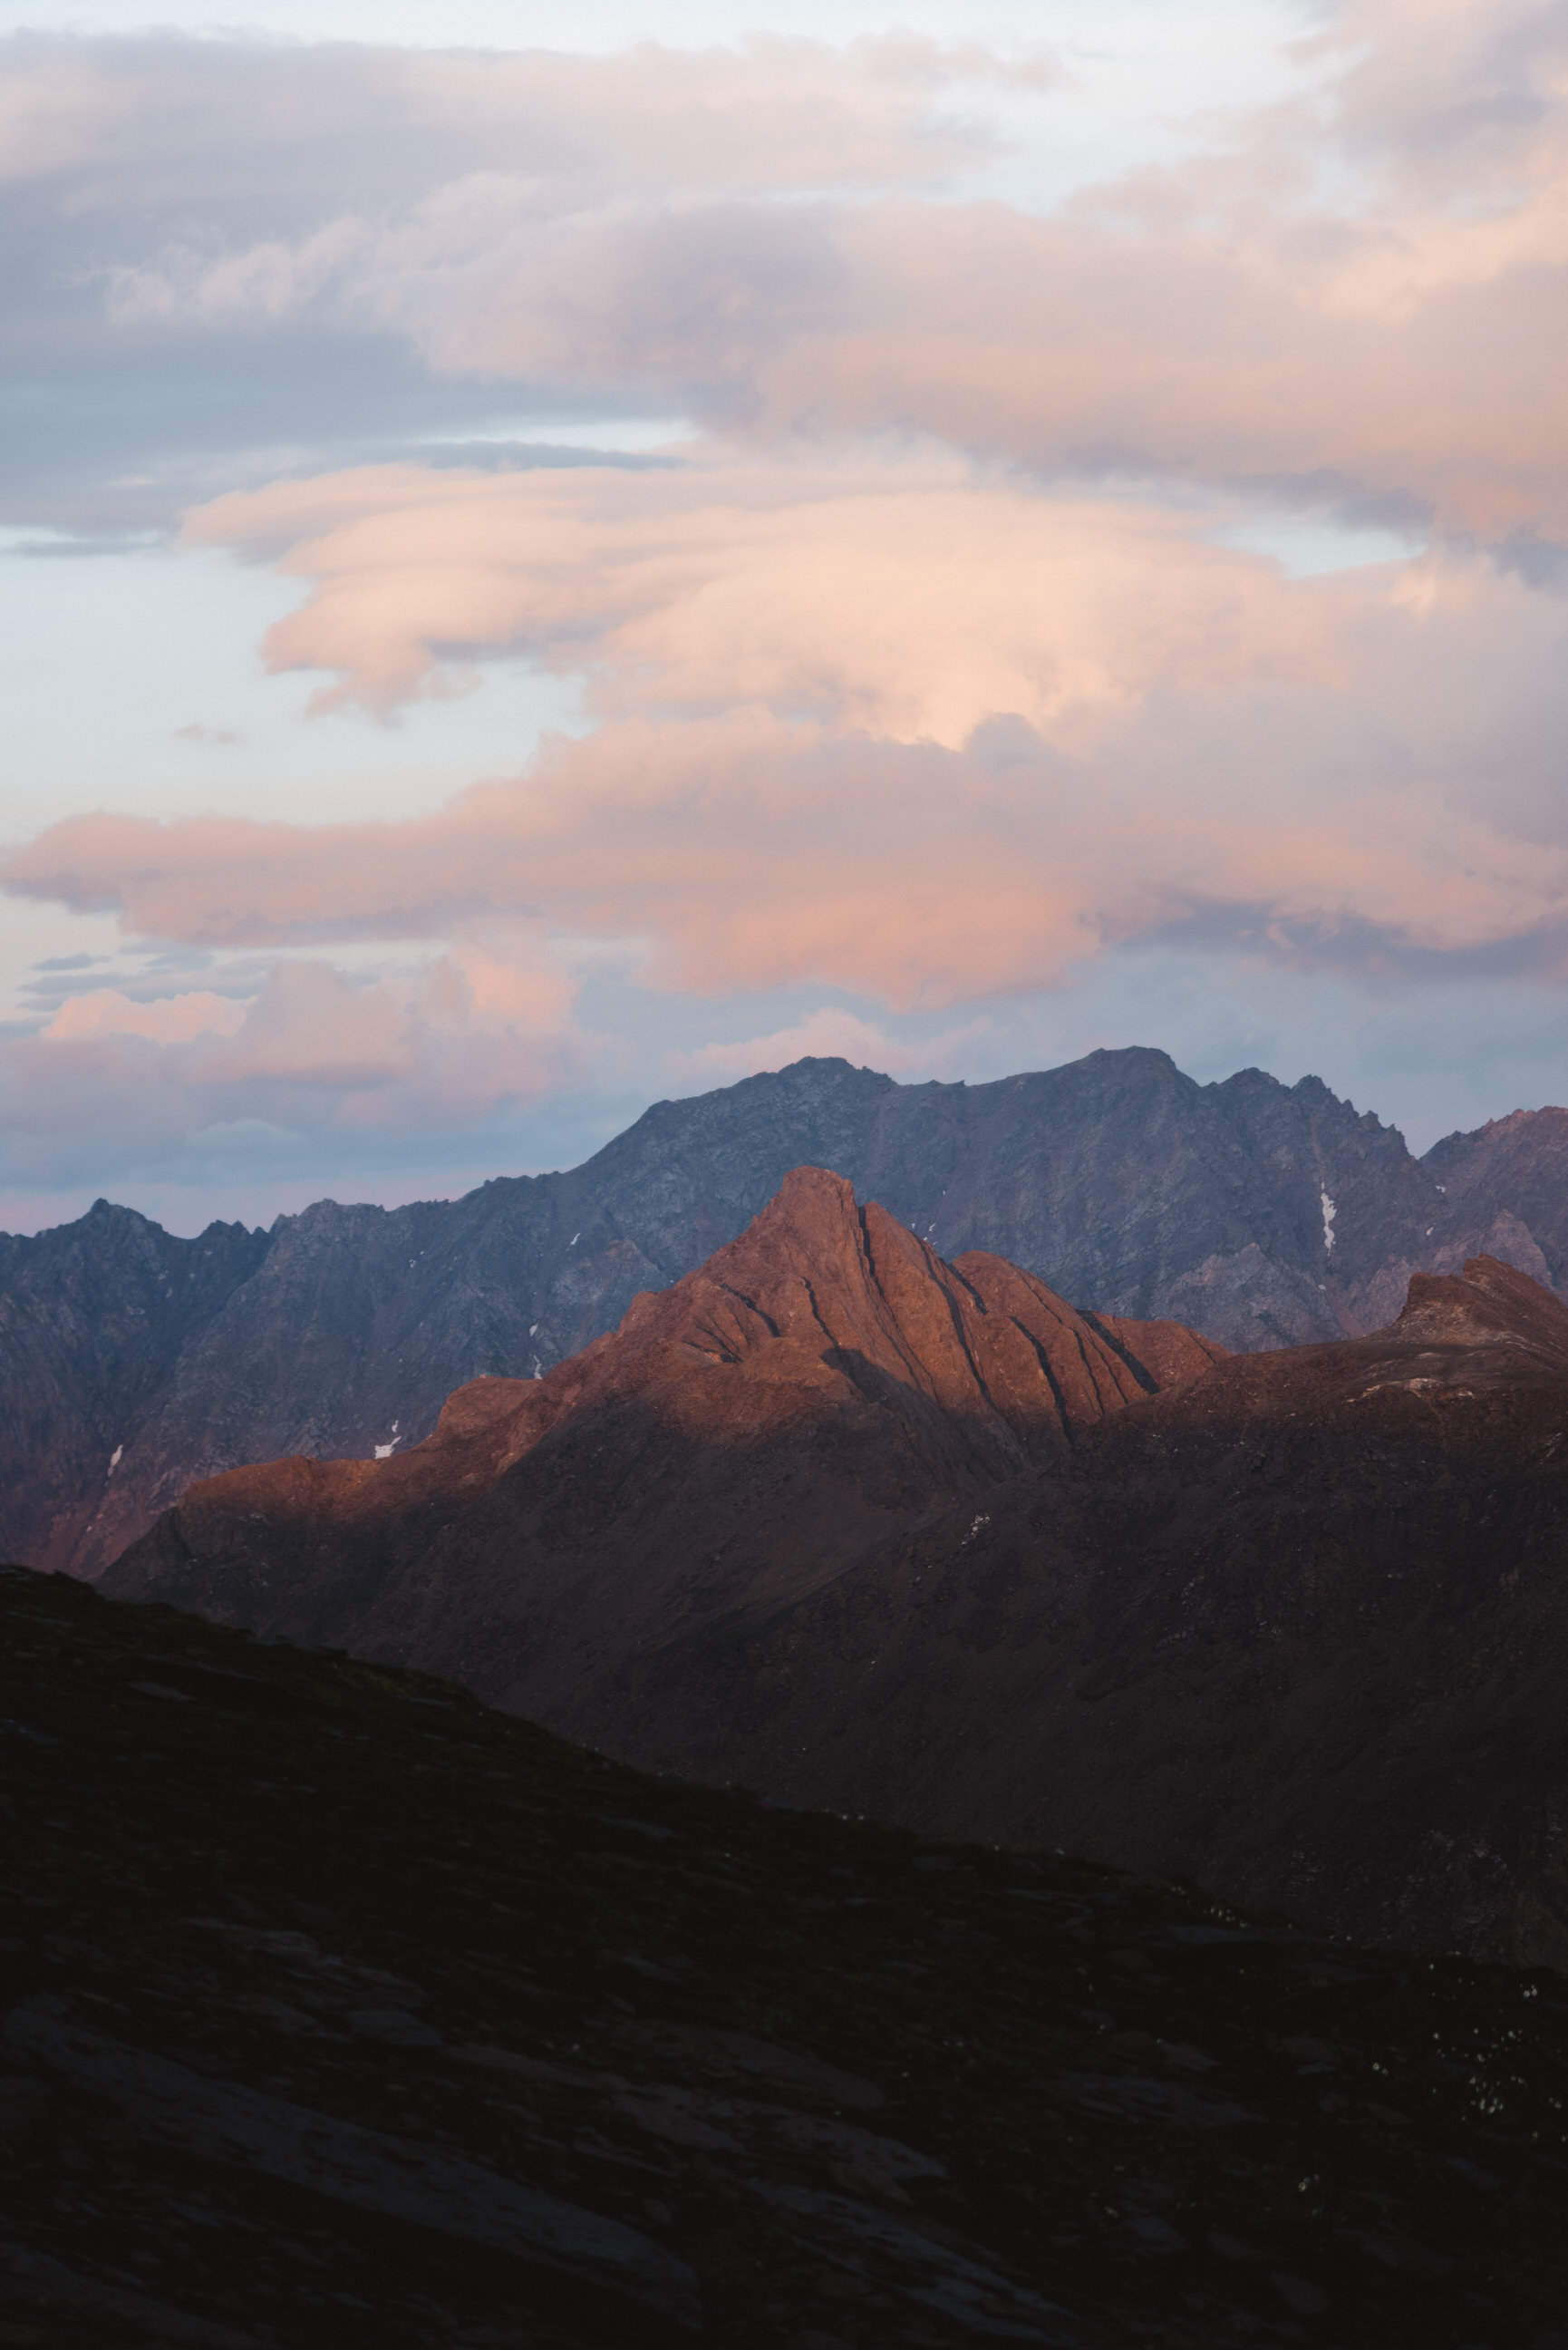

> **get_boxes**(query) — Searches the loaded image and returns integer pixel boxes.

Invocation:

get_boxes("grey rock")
[0,2241,269,2348]
[750,2179,1072,2340]
[4,2002,701,2325]
[5,1045,1566,1575]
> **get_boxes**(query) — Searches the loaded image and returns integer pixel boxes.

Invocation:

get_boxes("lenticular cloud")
[48,447,1561,996]
[5,0,1568,1215]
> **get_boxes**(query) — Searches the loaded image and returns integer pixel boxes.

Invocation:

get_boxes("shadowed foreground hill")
[5,1567,1568,2350]
[111,1183,1568,1971]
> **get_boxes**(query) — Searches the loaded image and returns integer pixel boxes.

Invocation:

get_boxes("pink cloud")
[98,447,1568,1005]
[11,667,1568,1018]
[22,29,1029,355]
[750,195,1568,539]
[10,3,1568,1215]
[198,961,417,1088]
[44,987,249,1044]
[15,9,1559,543]
[5,7,1563,551]
[180,455,1360,726]
[14,12,1568,547]
[5,33,1008,204]
[196,943,580,1102]
[667,1006,991,1085]
[0,945,598,1228]
[72,6,1551,545]
[10,941,586,1175]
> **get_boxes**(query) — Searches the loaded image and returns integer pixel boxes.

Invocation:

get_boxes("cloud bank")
[5,0,1568,1227]
[16,456,1568,995]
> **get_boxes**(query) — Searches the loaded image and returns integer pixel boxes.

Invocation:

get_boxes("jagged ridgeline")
[104,1170,1568,1974]
[5,1566,1568,2349]
[5,1048,1568,1578]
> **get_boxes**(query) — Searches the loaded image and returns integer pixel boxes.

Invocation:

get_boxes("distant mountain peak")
[7,1042,1567,1578]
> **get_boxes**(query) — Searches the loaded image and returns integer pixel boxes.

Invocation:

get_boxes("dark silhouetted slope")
[7,1565,1568,2347]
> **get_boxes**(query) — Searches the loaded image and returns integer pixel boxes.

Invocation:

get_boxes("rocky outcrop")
[10,1045,1568,1573]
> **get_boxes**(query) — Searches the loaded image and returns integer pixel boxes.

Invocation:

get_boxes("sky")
[4,0,1568,1235]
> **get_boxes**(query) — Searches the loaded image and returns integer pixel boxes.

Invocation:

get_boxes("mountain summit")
[109,1205,1568,1969]
[106,1166,1218,1702]
[9,1046,1568,1575]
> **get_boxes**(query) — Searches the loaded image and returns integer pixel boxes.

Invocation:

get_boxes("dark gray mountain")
[0,1207,269,1584]
[5,1044,1566,1576]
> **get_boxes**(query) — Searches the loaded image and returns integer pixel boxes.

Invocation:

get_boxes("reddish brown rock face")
[672,1252,1568,1968]
[105,1164,1218,1737]
[106,1193,1568,1970]
[18,1049,1568,1583]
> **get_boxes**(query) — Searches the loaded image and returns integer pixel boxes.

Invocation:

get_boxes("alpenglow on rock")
[105,1163,1223,1737]
[5,1045,1566,1573]
[107,1230,1568,1972]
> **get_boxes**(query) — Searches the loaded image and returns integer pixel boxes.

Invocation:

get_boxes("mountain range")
[109,1167,1568,1970]
[7,1046,1568,1578]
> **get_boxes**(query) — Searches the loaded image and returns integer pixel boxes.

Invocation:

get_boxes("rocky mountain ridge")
[106,1167,1220,1699]
[7,1044,1568,1575]
[109,1173,1568,1968]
